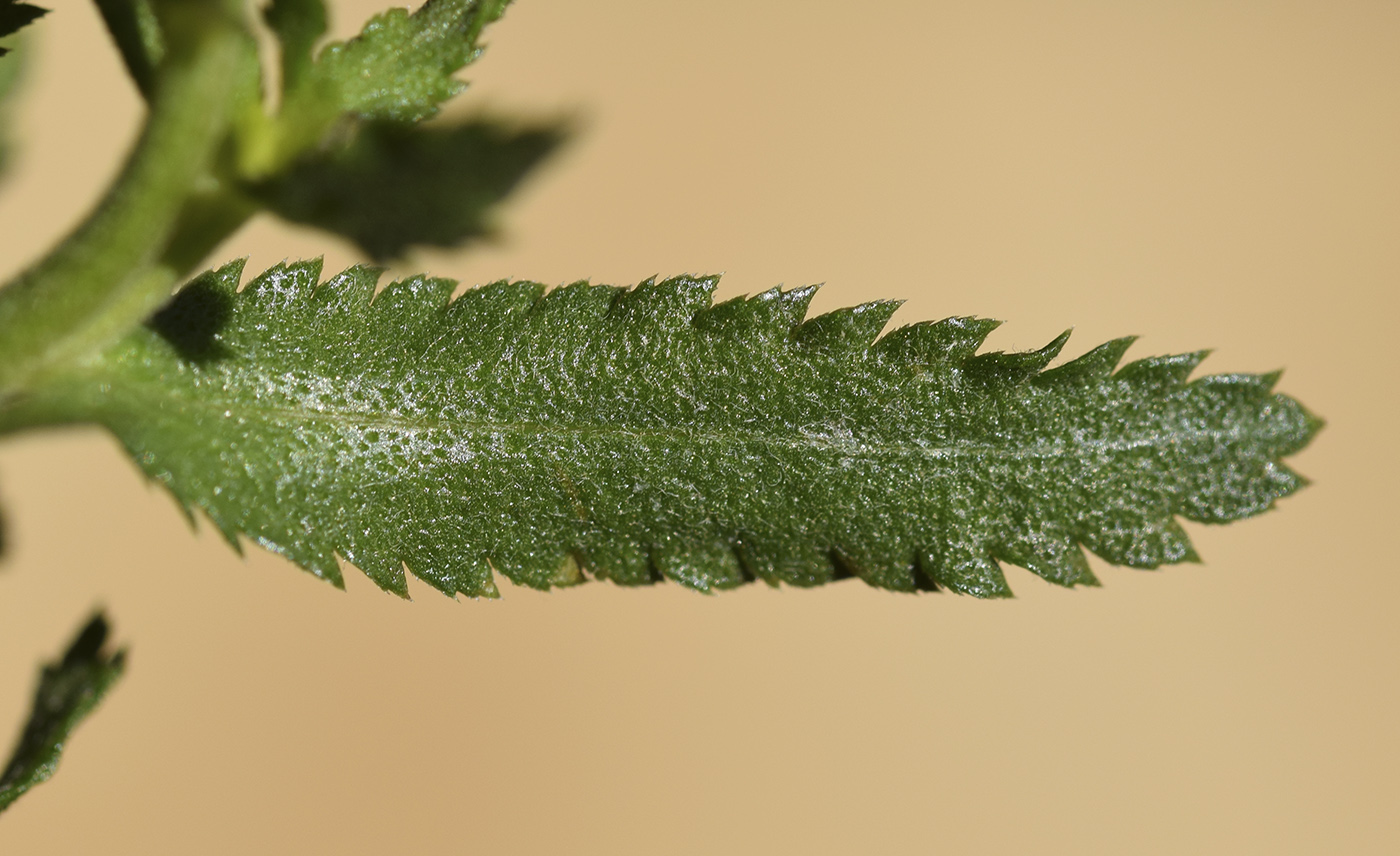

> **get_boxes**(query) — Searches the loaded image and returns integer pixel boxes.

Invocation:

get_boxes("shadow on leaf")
[148,277,234,363]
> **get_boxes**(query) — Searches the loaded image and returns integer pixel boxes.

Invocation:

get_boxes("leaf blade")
[0,613,126,813]
[41,262,1320,597]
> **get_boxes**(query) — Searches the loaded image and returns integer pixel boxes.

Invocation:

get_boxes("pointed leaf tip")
[1037,336,1137,386]
[963,328,1072,385]
[1116,349,1210,387]
[874,315,1003,365]
[795,300,902,354]
[695,284,817,336]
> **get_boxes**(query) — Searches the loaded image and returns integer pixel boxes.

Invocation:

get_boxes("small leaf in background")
[0,613,126,813]
[256,117,566,261]
[92,0,165,98]
[0,1,45,52]
[289,0,509,124]
[26,261,1321,599]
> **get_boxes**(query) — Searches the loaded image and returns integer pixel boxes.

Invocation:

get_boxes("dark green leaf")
[0,1,45,52]
[92,0,165,98]
[39,261,1320,598]
[255,117,565,261]
[0,613,125,813]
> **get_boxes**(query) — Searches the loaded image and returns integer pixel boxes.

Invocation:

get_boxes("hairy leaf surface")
[40,260,1319,598]
[283,0,508,124]
[0,613,125,813]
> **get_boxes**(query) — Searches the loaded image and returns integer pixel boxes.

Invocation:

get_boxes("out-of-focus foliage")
[0,614,125,813]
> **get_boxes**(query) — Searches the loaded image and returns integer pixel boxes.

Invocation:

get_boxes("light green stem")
[0,14,246,401]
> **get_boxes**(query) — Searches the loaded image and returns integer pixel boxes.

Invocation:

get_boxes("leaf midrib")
[107,371,1255,465]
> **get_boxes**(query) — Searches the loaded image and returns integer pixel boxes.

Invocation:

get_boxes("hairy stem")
[0,10,248,402]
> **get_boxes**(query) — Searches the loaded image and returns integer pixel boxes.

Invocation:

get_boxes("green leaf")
[289,0,508,124]
[254,117,565,261]
[0,1,45,52]
[0,613,126,813]
[243,0,510,180]
[34,261,1320,598]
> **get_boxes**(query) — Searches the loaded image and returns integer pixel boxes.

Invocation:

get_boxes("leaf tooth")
[1078,514,1199,569]
[312,265,382,314]
[403,539,498,598]
[1190,371,1279,395]
[964,329,1073,385]
[1178,457,1306,524]
[339,543,409,598]
[794,300,902,355]
[873,316,1003,366]
[994,530,1098,589]
[651,535,750,593]
[733,534,836,588]
[531,280,622,319]
[918,545,1013,598]
[753,285,818,333]
[365,276,457,343]
[1270,393,1324,457]
[610,275,718,329]
[242,258,324,313]
[1036,329,1073,364]
[1035,336,1138,386]
[579,538,659,586]
[373,275,456,314]
[202,258,247,296]
[444,279,544,329]
[833,541,921,591]
[200,505,246,556]
[693,293,748,330]
[694,286,817,338]
[1114,350,1209,388]
[259,532,345,588]
[775,285,819,328]
[490,546,587,590]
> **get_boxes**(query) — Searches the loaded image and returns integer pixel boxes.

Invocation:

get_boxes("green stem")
[0,13,246,401]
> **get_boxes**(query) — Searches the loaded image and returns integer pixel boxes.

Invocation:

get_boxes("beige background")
[0,1,1393,852]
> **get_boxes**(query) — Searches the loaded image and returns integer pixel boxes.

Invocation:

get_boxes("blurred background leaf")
[0,612,125,813]
[253,116,566,261]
